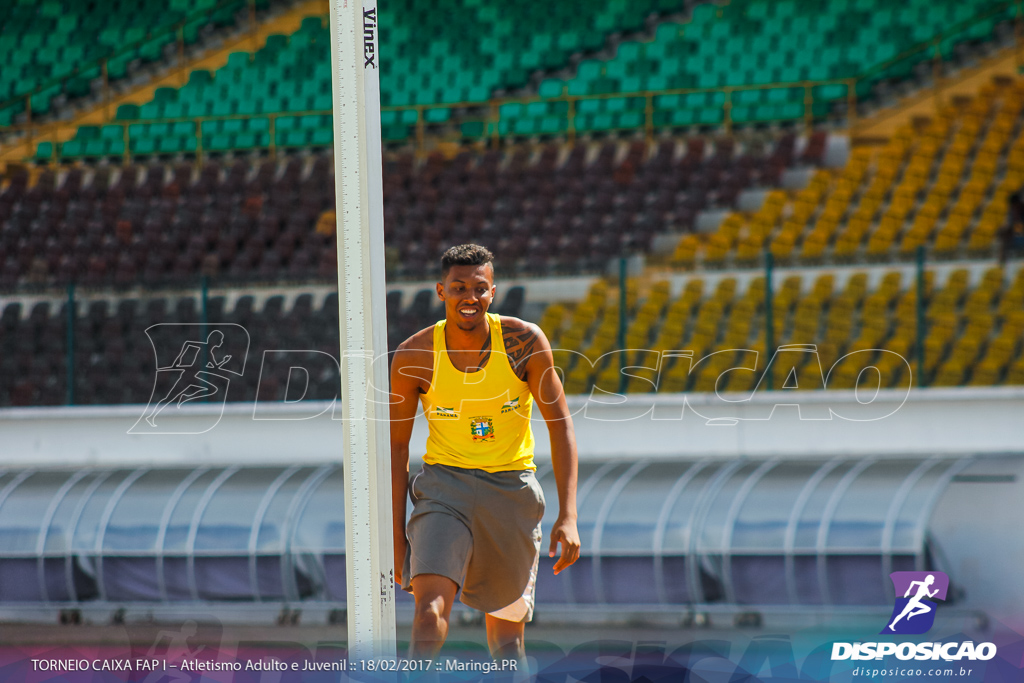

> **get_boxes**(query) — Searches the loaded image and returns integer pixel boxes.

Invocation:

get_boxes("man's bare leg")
[485,614,527,681]
[409,574,458,659]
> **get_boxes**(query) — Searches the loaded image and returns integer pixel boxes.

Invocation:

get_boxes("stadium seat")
[0,0,251,118]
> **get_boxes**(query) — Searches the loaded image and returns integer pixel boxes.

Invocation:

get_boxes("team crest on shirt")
[500,397,520,414]
[469,416,495,442]
[435,406,458,419]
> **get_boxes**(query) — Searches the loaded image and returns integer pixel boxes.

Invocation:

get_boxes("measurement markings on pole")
[329,0,395,659]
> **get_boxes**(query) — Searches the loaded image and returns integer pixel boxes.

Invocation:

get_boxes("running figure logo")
[882,571,949,635]
[130,323,249,435]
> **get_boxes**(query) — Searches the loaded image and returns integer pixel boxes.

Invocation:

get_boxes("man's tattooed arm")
[501,320,539,382]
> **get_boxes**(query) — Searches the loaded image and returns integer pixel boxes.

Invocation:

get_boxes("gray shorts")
[401,463,545,620]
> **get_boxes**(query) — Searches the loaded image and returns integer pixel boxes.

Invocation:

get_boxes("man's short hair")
[440,244,494,278]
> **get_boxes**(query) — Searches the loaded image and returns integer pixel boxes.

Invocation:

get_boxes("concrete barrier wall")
[1,386,1021,467]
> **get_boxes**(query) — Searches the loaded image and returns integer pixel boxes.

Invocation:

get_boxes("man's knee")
[412,607,445,638]
[413,596,446,626]
[411,575,458,624]
[491,633,524,655]
[485,615,526,655]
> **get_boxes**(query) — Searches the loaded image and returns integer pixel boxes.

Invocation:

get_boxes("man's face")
[437,263,496,331]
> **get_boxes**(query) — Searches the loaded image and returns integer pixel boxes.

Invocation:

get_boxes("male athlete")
[390,244,580,666]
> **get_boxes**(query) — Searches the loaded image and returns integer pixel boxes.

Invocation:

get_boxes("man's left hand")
[548,515,581,575]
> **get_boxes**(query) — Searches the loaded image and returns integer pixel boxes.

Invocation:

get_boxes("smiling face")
[437,263,496,331]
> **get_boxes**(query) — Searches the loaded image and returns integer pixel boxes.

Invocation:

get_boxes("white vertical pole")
[327,0,395,660]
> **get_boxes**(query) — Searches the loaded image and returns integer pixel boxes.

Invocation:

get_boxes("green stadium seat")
[735,89,760,106]
[211,100,233,117]
[29,91,51,115]
[591,113,614,131]
[310,127,331,146]
[312,93,331,110]
[182,100,208,118]
[207,133,232,151]
[281,128,309,146]
[466,85,490,101]
[605,97,628,113]
[424,107,449,124]
[154,136,181,153]
[654,93,680,110]
[513,117,537,135]
[525,102,548,118]
[236,99,259,115]
[670,109,696,126]
[567,79,592,97]
[34,140,53,160]
[232,132,257,149]
[84,139,106,156]
[226,51,250,70]
[499,102,523,119]
[132,137,157,155]
[617,111,643,128]
[154,86,177,103]
[699,108,724,125]
[538,79,563,98]
[186,68,213,88]
[780,102,804,119]
[460,121,484,138]
[60,140,83,157]
[139,38,165,62]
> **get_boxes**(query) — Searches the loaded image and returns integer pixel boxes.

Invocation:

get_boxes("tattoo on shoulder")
[501,320,539,382]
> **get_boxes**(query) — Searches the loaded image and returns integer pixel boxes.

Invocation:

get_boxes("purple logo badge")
[882,571,949,635]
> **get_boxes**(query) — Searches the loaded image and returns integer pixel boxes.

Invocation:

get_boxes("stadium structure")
[1,0,1024,661]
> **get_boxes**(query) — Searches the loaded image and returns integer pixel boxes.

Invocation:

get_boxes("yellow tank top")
[421,312,535,472]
